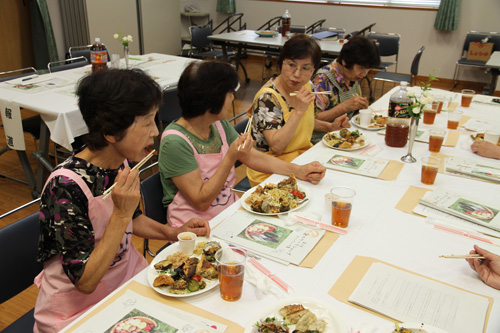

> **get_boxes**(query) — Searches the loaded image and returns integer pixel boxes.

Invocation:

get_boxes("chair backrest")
[0,211,43,303]
[190,25,214,50]
[69,45,110,63]
[0,67,38,83]
[48,56,89,73]
[368,32,400,57]
[461,31,500,53]
[256,16,281,31]
[306,19,326,34]
[410,46,425,80]
[140,167,167,225]
[158,87,182,131]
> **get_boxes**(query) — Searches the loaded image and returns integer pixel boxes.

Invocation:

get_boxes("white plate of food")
[322,129,370,150]
[241,175,310,216]
[244,297,347,333]
[147,238,226,297]
[384,322,448,333]
[351,113,387,130]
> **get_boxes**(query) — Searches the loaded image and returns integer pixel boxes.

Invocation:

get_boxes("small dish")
[255,30,278,37]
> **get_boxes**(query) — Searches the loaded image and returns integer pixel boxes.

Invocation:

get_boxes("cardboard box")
[467,42,493,62]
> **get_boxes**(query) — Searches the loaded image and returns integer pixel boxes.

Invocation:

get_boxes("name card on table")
[0,99,26,151]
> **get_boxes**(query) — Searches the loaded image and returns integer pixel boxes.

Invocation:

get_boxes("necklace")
[184,119,210,140]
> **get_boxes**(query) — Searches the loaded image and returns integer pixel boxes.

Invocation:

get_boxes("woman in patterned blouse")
[247,34,350,185]
[34,69,210,332]
[311,36,380,143]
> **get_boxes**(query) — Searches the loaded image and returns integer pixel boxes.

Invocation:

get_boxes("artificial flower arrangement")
[113,33,133,47]
[407,71,439,119]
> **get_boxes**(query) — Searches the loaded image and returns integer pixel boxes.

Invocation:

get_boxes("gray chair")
[372,46,425,99]
[0,199,43,332]
[189,25,234,59]
[0,68,40,194]
[48,56,89,73]
[157,87,182,133]
[367,32,400,72]
[139,162,169,257]
[452,31,500,89]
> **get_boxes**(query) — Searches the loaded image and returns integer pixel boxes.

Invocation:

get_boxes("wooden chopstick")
[102,149,156,200]
[237,115,253,151]
[290,91,332,96]
[439,254,485,259]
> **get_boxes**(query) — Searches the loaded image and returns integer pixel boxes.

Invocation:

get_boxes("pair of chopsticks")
[237,115,253,151]
[433,223,500,247]
[247,257,293,293]
[291,214,347,235]
[440,254,485,259]
[102,149,156,200]
[289,91,332,97]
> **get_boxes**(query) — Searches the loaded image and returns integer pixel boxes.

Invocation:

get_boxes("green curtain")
[217,0,236,14]
[434,0,460,31]
[29,0,59,70]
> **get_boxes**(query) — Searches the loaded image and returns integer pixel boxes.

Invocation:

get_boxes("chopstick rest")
[102,149,155,200]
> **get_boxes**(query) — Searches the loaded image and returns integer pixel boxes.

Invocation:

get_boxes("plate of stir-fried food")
[242,175,310,215]
[147,238,225,297]
[245,297,347,333]
[322,128,370,150]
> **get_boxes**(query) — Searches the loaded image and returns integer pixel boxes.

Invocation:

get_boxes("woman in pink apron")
[158,60,327,228]
[34,69,210,332]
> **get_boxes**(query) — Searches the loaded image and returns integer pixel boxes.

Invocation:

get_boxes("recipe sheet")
[445,156,500,183]
[71,290,225,333]
[348,263,489,333]
[213,210,324,265]
[317,151,389,178]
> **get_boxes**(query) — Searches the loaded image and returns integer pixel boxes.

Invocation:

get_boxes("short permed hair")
[177,60,239,119]
[278,34,322,72]
[336,36,381,69]
[76,68,162,150]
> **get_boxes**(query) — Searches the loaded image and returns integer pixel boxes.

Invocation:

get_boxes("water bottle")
[385,82,411,147]
[281,10,291,37]
[90,37,108,73]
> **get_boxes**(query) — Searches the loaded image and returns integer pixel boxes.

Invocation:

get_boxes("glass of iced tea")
[433,96,444,113]
[421,156,441,185]
[428,129,446,152]
[461,89,475,107]
[447,110,463,130]
[215,248,246,302]
[423,102,439,125]
[330,187,356,228]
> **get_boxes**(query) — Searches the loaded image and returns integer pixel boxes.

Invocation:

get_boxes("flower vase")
[124,45,129,69]
[401,117,419,163]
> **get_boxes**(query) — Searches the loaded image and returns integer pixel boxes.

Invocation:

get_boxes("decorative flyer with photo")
[213,210,324,265]
[316,150,389,178]
[72,290,225,333]
[445,156,500,183]
[418,187,500,232]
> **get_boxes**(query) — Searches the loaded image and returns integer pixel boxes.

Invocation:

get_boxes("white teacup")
[177,232,196,255]
[359,109,372,127]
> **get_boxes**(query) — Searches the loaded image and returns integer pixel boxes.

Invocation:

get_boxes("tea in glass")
[423,109,437,125]
[421,157,441,185]
[330,187,356,228]
[215,248,246,302]
[448,110,463,130]
[461,89,475,107]
[428,129,446,153]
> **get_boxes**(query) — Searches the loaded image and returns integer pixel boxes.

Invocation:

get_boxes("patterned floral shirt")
[249,79,294,152]
[37,152,141,284]
[312,61,361,115]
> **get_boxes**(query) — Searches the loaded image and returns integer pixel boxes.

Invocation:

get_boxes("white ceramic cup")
[359,109,372,127]
[484,130,500,144]
[111,54,120,68]
[177,232,197,255]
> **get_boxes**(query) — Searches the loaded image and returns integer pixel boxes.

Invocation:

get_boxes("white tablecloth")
[64,87,500,332]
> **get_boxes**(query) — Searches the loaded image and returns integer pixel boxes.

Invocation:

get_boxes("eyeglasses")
[283,61,314,75]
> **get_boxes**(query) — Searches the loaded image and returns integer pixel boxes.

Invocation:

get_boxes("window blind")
[327,0,440,8]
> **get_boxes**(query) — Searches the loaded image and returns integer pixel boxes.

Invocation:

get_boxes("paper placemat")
[379,160,405,180]
[328,256,493,332]
[444,130,459,147]
[65,280,244,332]
[430,152,452,173]
[395,186,432,216]
[460,115,471,127]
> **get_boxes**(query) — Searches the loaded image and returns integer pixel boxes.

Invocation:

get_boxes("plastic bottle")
[90,37,108,73]
[385,82,411,147]
[281,9,291,37]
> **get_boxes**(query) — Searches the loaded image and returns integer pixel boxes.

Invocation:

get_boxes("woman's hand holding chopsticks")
[110,167,141,219]
[465,245,500,290]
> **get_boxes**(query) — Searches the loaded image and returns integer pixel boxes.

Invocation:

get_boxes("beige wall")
[189,0,500,90]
